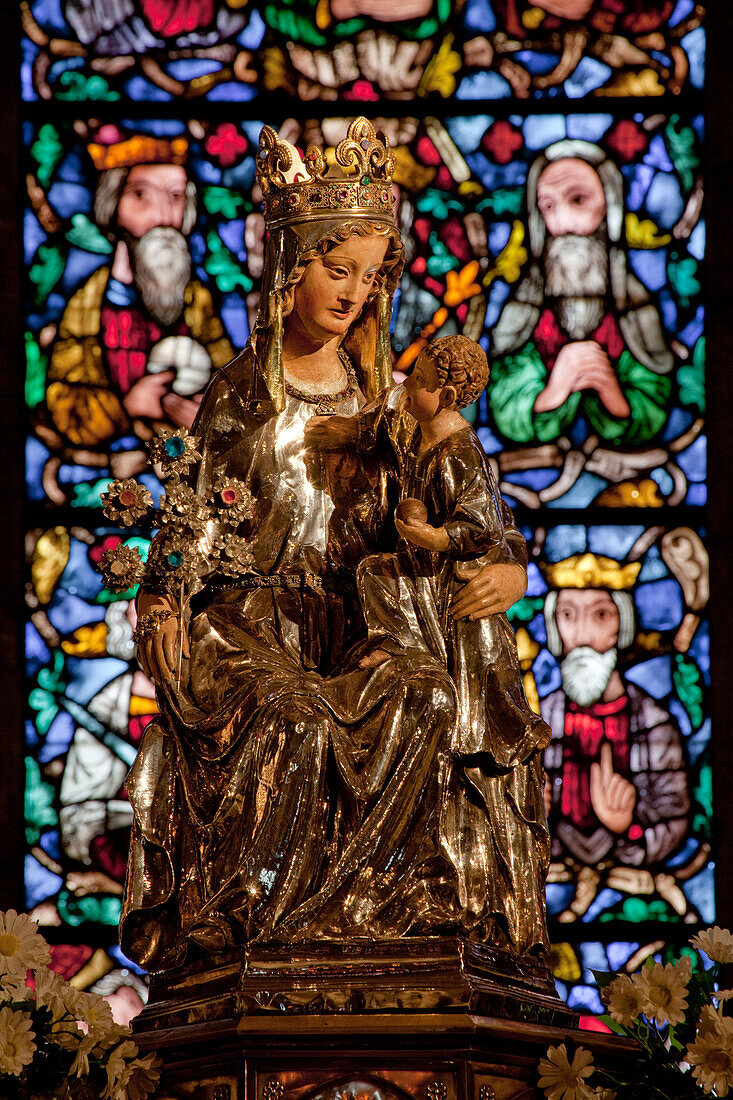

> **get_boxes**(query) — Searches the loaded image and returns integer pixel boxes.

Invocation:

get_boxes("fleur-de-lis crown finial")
[256,117,396,229]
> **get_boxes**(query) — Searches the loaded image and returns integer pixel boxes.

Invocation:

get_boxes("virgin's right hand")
[134,592,188,684]
[123,370,175,420]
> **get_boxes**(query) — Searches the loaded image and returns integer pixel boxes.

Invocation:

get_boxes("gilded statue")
[117,118,551,974]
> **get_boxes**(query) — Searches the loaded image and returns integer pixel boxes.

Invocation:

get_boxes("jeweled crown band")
[257,117,396,230]
[264,186,394,229]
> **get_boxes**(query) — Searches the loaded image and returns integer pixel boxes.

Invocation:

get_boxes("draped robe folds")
[121,349,458,968]
[353,397,551,954]
[120,349,548,969]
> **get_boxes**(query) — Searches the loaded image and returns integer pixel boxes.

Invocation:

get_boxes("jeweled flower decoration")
[0,909,160,1099]
[213,475,256,524]
[159,480,211,537]
[148,531,207,586]
[100,544,147,593]
[95,428,261,599]
[101,479,153,526]
[148,426,201,477]
[539,927,733,1099]
[218,533,255,577]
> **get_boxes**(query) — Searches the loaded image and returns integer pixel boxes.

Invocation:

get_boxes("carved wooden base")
[132,942,636,1098]
[135,1010,638,1100]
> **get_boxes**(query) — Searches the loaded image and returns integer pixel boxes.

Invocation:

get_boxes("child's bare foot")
[359,648,390,669]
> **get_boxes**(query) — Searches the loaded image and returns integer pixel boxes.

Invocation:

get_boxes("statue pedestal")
[132,942,637,1099]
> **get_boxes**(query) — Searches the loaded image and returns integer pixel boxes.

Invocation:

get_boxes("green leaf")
[202,185,249,219]
[693,762,713,835]
[29,243,65,305]
[29,652,64,732]
[25,756,57,844]
[70,477,109,510]
[597,1013,627,1036]
[678,335,705,414]
[673,653,704,730]
[25,331,47,409]
[416,189,464,219]
[263,4,326,46]
[665,115,700,193]
[66,213,113,255]
[31,124,63,189]
[589,969,617,989]
[426,231,458,276]
[28,688,58,736]
[668,252,701,309]
[205,232,253,294]
[57,889,122,927]
[477,188,523,217]
[38,650,65,694]
[54,70,120,102]
[507,595,544,624]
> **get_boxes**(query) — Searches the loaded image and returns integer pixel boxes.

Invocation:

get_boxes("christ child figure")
[354,334,550,946]
[356,334,549,767]
[307,333,551,948]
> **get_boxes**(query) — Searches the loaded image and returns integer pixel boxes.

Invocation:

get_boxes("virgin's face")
[291,234,389,343]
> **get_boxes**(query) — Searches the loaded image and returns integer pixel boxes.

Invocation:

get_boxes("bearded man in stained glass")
[488,140,674,447]
[540,554,691,922]
[45,130,233,469]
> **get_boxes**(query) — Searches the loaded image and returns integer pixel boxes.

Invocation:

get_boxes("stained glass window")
[21,1,704,103]
[16,0,711,1020]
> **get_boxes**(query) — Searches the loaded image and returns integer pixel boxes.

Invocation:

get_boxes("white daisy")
[538,1043,595,1100]
[0,1006,36,1075]
[0,911,50,980]
[691,927,733,965]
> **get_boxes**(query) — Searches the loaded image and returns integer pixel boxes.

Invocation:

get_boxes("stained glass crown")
[256,117,396,230]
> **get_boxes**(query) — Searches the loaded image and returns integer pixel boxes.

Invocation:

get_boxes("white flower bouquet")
[0,910,160,1100]
[538,926,733,1099]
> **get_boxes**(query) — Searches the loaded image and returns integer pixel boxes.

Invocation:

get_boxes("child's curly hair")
[420,335,490,410]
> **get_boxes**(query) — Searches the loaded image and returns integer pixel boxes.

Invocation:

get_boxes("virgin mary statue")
[120,119,549,974]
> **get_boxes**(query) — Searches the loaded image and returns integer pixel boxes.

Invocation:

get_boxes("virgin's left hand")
[451,562,527,619]
[395,517,450,552]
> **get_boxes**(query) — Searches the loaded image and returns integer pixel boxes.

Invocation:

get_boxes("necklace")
[285,348,358,415]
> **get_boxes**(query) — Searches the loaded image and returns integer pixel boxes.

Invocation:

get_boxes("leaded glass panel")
[21,1,704,103]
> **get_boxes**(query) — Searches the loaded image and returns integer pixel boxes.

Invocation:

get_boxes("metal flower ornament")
[99,426,257,600]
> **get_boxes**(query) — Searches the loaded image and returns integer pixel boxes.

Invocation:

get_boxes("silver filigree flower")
[218,533,255,577]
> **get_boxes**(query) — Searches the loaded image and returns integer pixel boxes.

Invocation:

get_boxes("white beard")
[544,233,609,340]
[554,296,606,341]
[129,226,191,327]
[560,646,618,707]
[105,601,135,661]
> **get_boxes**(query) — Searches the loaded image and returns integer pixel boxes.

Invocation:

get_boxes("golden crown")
[256,117,396,230]
[540,553,641,591]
